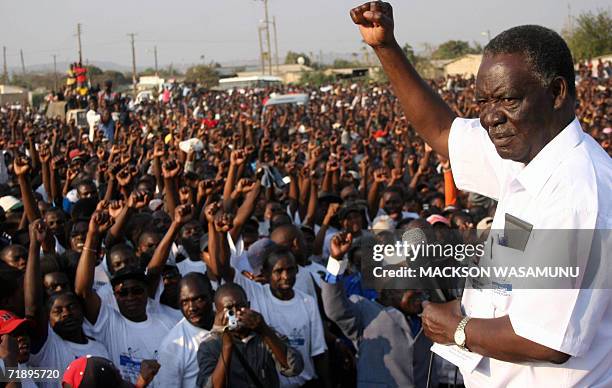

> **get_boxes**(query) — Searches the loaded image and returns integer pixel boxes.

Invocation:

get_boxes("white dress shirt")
[448,117,612,387]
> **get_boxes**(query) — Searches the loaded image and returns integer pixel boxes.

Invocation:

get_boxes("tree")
[85,65,103,76]
[184,65,219,87]
[285,51,311,66]
[402,43,416,63]
[431,40,480,60]
[332,59,362,68]
[298,70,334,86]
[564,9,612,61]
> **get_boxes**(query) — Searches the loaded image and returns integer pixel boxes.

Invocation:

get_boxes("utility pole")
[258,26,266,75]
[128,33,137,95]
[20,49,26,75]
[263,0,272,75]
[52,54,58,91]
[154,45,159,77]
[2,46,7,84]
[76,23,83,63]
[272,16,279,73]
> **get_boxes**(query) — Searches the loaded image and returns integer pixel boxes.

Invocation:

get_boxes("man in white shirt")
[231,246,329,388]
[75,211,172,386]
[156,272,214,388]
[351,3,611,387]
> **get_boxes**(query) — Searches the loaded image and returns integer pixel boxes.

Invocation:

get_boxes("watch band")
[455,316,471,349]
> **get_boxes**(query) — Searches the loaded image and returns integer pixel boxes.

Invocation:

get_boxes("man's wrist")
[371,39,400,53]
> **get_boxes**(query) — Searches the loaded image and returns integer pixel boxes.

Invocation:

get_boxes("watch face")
[454,330,466,346]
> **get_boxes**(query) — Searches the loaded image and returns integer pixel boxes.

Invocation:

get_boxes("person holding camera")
[196,283,303,388]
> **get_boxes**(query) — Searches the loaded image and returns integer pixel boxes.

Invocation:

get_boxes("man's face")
[109,250,139,274]
[43,272,71,297]
[382,192,403,220]
[45,211,66,238]
[49,293,84,338]
[214,291,249,333]
[2,245,27,272]
[114,279,148,320]
[342,211,363,234]
[138,234,161,257]
[179,282,213,329]
[77,183,97,200]
[476,53,557,163]
[7,327,30,364]
[340,186,359,202]
[266,255,297,295]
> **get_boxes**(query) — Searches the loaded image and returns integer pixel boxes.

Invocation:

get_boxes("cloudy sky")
[0,0,609,69]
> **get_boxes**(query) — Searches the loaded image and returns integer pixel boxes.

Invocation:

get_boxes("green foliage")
[85,65,103,76]
[298,70,334,86]
[285,51,311,66]
[431,40,481,60]
[90,70,130,87]
[564,9,612,61]
[138,67,184,78]
[184,65,220,87]
[402,43,416,63]
[332,59,363,68]
[11,73,61,91]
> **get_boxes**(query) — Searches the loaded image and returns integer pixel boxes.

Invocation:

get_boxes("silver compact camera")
[226,308,239,331]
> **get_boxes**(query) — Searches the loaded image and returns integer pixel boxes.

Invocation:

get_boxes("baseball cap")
[0,310,32,335]
[426,214,451,227]
[62,356,128,388]
[69,149,86,161]
[110,267,147,288]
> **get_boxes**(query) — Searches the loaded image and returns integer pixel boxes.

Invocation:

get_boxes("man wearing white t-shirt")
[156,273,214,388]
[231,246,330,388]
[350,3,611,386]
[75,211,172,386]
[24,220,110,388]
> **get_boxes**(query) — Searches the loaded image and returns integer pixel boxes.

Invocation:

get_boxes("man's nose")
[481,104,506,129]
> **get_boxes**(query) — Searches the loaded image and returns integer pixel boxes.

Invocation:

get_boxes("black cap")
[110,267,147,287]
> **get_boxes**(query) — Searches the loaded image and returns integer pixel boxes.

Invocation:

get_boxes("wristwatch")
[454,316,471,350]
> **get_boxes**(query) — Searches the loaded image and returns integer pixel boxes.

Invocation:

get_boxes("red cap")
[426,214,451,227]
[62,356,88,388]
[0,310,31,335]
[69,149,86,161]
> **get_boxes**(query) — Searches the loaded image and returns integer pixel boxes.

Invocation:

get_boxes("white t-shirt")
[234,273,327,388]
[84,302,173,385]
[96,283,180,329]
[93,262,110,291]
[294,265,318,300]
[448,117,612,387]
[156,318,210,388]
[29,325,110,388]
[176,258,206,276]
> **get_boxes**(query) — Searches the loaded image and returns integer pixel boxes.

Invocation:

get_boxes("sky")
[0,0,610,70]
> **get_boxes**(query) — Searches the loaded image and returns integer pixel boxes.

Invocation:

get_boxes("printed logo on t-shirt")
[287,327,305,347]
[119,349,142,383]
[119,348,159,383]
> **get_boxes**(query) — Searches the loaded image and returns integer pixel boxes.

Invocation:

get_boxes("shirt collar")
[514,117,583,197]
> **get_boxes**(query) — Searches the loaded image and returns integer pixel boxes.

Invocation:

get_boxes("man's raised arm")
[350,1,455,157]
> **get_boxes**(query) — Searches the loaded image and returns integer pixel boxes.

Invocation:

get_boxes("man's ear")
[550,76,569,110]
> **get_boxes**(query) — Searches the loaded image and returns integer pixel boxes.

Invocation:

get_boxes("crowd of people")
[0,57,610,388]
